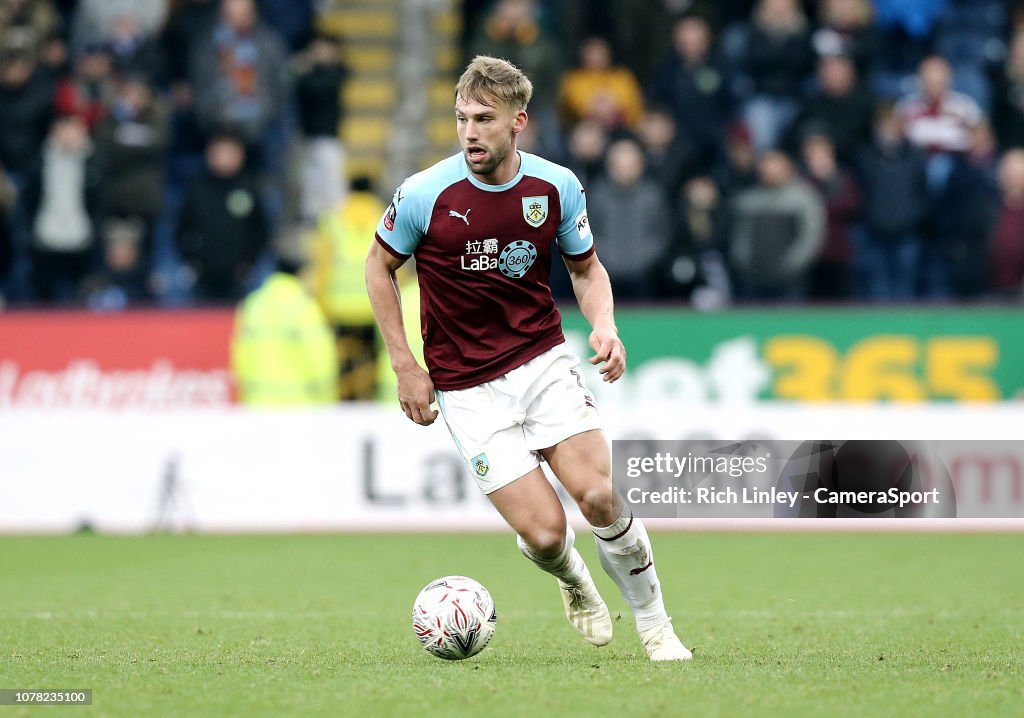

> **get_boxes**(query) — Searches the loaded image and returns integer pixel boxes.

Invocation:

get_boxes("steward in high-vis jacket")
[312,179,383,400]
[231,252,338,406]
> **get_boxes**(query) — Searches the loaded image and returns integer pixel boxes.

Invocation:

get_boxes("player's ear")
[512,109,528,135]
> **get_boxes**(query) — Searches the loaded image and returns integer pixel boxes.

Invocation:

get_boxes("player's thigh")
[521,350,601,451]
[437,385,539,494]
[540,429,621,526]
[486,466,567,556]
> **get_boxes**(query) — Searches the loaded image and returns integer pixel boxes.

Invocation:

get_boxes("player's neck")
[473,148,522,186]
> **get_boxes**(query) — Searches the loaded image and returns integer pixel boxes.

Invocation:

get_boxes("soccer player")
[365,56,691,661]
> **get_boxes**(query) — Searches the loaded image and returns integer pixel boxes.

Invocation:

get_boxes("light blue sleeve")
[375,181,430,257]
[375,156,466,257]
[554,169,594,257]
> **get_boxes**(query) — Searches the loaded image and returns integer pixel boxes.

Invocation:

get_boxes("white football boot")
[639,618,693,661]
[558,571,613,646]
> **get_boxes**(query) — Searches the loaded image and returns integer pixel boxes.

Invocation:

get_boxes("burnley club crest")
[471,453,490,478]
[522,196,548,227]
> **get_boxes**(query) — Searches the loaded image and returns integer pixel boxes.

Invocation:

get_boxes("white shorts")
[435,345,602,494]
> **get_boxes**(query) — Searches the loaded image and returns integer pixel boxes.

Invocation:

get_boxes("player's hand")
[588,326,626,382]
[396,364,439,425]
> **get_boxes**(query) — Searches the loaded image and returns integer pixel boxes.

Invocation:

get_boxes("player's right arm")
[365,242,437,425]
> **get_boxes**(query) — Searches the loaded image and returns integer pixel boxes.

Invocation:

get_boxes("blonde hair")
[455,55,533,111]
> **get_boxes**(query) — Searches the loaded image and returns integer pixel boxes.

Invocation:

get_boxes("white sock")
[517,525,590,586]
[592,507,669,632]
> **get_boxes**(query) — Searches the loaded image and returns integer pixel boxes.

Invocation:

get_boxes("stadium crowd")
[2,0,1024,309]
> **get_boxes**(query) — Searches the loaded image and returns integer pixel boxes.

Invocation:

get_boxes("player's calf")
[517,526,613,646]
[592,506,693,660]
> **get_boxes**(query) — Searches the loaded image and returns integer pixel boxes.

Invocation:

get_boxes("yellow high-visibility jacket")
[231,273,338,406]
[313,190,384,325]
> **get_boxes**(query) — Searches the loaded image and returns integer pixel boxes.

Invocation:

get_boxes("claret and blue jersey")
[374,151,595,391]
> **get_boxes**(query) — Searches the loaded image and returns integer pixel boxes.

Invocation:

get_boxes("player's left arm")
[555,167,625,382]
[564,253,625,383]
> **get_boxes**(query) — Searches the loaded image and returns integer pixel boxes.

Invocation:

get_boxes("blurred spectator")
[255,0,313,53]
[49,0,72,26]
[161,0,219,88]
[294,33,348,221]
[740,0,814,150]
[588,138,671,299]
[558,36,644,130]
[855,102,929,300]
[657,175,732,306]
[938,122,1000,298]
[54,44,115,132]
[990,29,1024,150]
[873,0,949,79]
[311,177,384,400]
[800,132,861,299]
[468,0,561,120]
[553,119,608,299]
[986,148,1024,298]
[558,0,680,83]
[897,55,984,297]
[729,149,825,300]
[70,0,166,82]
[786,52,873,165]
[512,116,564,162]
[932,0,1004,95]
[71,0,167,57]
[873,0,949,39]
[22,115,100,303]
[160,0,220,191]
[810,0,878,74]
[0,0,60,58]
[104,11,166,80]
[563,119,608,188]
[0,42,54,301]
[84,216,150,308]
[190,0,287,151]
[175,131,269,302]
[36,31,67,79]
[0,44,54,176]
[231,235,338,406]
[649,14,733,170]
[898,56,983,164]
[713,121,759,197]
[707,0,757,29]
[636,108,696,199]
[0,164,14,289]
[93,73,169,261]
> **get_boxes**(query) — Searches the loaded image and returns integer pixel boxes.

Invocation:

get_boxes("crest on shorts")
[522,196,548,227]
[471,453,490,478]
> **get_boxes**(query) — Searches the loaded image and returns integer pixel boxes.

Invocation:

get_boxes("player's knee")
[521,523,566,560]
[577,487,617,527]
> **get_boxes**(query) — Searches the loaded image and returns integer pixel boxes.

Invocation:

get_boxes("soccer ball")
[412,575,497,660]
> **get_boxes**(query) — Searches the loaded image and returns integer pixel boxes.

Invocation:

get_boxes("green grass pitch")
[1,533,1021,717]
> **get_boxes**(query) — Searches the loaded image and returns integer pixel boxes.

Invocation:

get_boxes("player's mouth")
[466,146,487,163]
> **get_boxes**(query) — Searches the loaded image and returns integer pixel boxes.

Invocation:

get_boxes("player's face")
[455,94,526,180]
